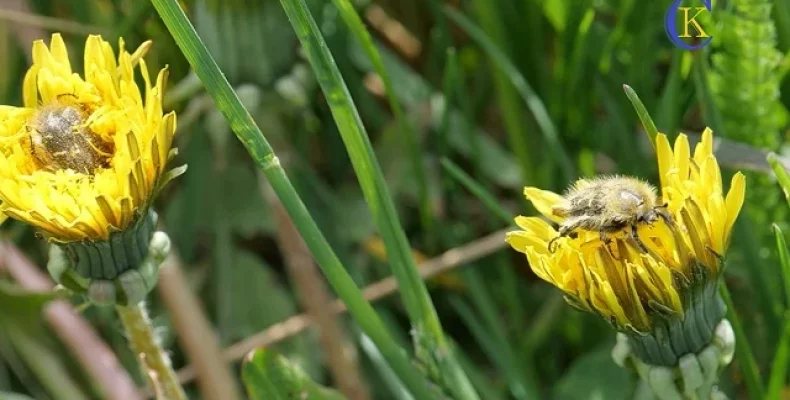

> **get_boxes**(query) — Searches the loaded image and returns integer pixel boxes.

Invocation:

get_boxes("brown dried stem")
[175,228,509,384]
[156,250,241,400]
[261,175,371,400]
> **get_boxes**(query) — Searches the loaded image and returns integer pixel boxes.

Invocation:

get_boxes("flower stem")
[117,302,186,400]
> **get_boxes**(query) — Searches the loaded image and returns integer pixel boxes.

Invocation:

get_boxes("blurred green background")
[1,0,790,399]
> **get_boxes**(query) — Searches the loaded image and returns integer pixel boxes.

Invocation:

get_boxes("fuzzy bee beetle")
[547,176,672,253]
[27,98,112,174]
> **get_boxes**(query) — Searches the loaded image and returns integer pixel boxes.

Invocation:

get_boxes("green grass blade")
[440,158,512,225]
[450,294,538,400]
[359,335,415,400]
[330,0,436,252]
[622,84,659,148]
[767,315,790,400]
[768,224,790,399]
[445,5,575,183]
[773,224,790,307]
[463,0,535,184]
[275,1,477,398]
[148,1,435,397]
[720,284,766,399]
[768,153,790,208]
[692,53,725,135]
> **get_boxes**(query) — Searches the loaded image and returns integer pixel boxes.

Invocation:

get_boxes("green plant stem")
[116,303,186,400]
[719,284,765,399]
[330,0,436,253]
[441,158,512,224]
[278,1,477,397]
[149,1,435,397]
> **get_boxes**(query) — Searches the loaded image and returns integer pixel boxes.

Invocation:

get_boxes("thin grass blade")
[622,84,659,148]
[276,0,477,397]
[768,153,790,208]
[440,158,512,225]
[720,284,765,399]
[767,315,790,399]
[773,224,790,307]
[330,0,435,252]
[148,0,434,396]
[444,5,575,182]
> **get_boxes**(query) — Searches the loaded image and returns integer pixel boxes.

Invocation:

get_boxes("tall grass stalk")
[148,0,435,397]
[278,1,477,397]
[330,0,436,252]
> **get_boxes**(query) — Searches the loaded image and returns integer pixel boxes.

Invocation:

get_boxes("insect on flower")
[27,96,113,174]
[0,34,185,305]
[507,128,745,351]
[547,176,672,253]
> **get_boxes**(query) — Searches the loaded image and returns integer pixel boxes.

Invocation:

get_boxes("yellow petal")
[49,33,71,74]
[129,41,152,68]
[723,172,746,244]
[524,187,566,223]
[31,40,51,67]
[673,134,690,182]
[693,127,714,164]
[656,134,674,197]
[505,231,549,254]
[23,65,39,108]
[514,216,555,240]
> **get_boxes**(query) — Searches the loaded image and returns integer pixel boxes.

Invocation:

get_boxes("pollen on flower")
[28,102,113,174]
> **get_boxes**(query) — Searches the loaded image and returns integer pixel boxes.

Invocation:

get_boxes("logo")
[664,0,712,50]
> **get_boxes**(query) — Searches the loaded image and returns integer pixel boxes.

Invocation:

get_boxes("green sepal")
[50,209,163,306]
[152,164,187,203]
[626,275,727,367]
[59,210,155,280]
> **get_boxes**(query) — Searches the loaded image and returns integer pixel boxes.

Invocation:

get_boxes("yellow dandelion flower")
[0,34,185,305]
[507,128,745,365]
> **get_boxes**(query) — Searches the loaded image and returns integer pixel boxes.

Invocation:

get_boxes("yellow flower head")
[506,129,746,333]
[0,34,178,242]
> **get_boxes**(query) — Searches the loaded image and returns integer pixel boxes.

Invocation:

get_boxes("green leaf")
[242,349,346,400]
[154,164,187,198]
[552,346,634,400]
[768,153,790,208]
[622,84,659,149]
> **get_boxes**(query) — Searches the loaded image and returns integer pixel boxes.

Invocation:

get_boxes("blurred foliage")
[242,349,345,400]
[1,0,790,399]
